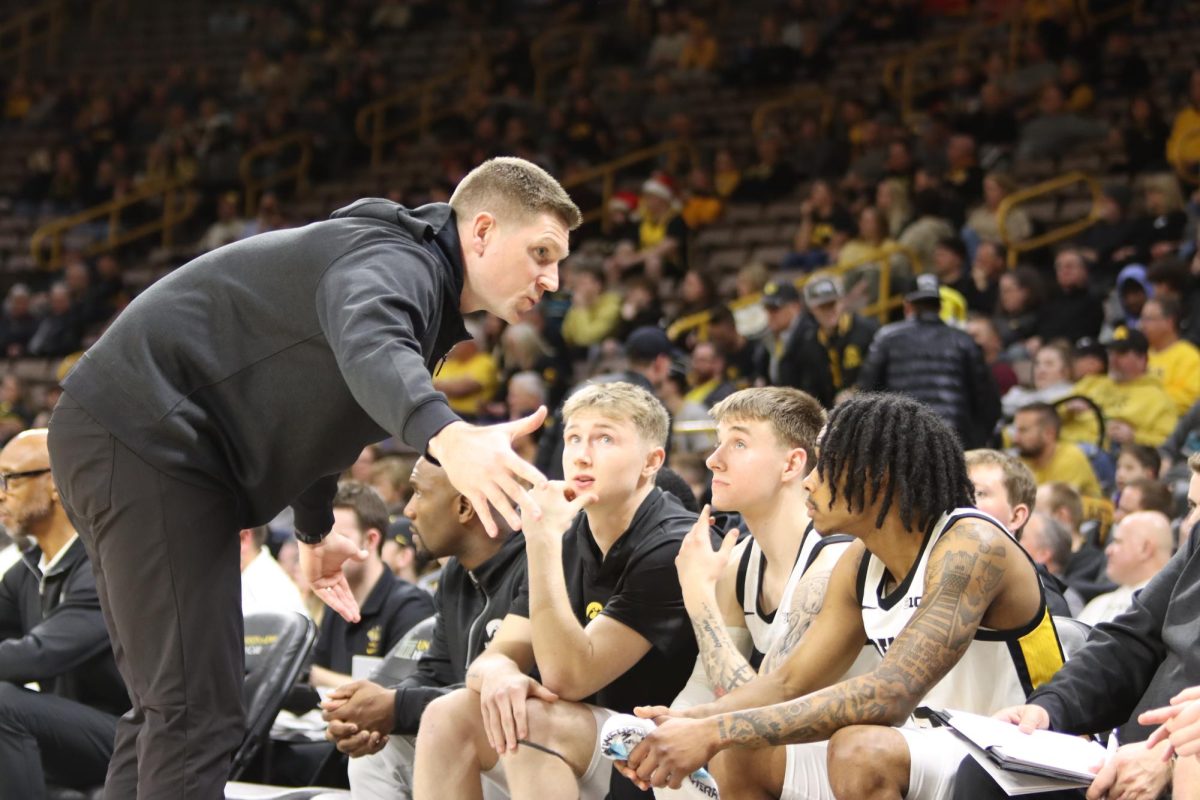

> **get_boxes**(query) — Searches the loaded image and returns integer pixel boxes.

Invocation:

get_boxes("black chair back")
[232,612,317,778]
[369,614,437,685]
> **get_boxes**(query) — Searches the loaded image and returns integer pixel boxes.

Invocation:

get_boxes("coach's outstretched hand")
[300,532,369,622]
[428,407,549,537]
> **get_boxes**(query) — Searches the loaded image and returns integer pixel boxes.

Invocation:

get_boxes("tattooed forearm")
[692,600,756,695]
[712,525,1010,748]
[762,572,830,674]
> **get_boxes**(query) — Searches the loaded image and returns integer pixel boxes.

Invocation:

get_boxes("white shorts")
[347,735,509,800]
[782,741,836,800]
[483,705,617,800]
[780,727,966,800]
[895,727,967,800]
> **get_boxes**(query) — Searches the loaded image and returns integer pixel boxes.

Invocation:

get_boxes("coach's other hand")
[300,532,369,622]
[428,407,549,536]
[992,704,1051,734]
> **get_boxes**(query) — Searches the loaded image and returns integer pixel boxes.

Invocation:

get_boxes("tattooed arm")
[684,532,758,696]
[712,519,1012,748]
[648,540,869,722]
[673,507,760,698]
[760,542,850,674]
[624,539,874,787]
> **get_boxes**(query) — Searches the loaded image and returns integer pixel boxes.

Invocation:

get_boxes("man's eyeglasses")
[0,469,51,492]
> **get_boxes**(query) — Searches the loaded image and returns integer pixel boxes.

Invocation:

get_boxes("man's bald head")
[1122,511,1174,558]
[0,428,58,539]
[402,456,511,565]
[0,429,50,473]
[1105,510,1173,586]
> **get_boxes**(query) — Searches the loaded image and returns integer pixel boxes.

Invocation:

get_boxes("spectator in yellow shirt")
[432,337,498,421]
[1106,329,1179,448]
[1061,337,1120,445]
[561,265,621,349]
[1166,69,1200,175]
[1013,402,1102,497]
[1141,296,1200,414]
[677,16,718,73]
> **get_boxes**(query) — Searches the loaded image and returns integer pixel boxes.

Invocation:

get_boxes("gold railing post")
[0,0,70,73]
[752,88,832,137]
[996,171,1102,268]
[356,56,486,171]
[560,139,697,231]
[532,25,595,106]
[666,244,923,341]
[163,186,175,250]
[30,178,200,271]
[239,132,314,216]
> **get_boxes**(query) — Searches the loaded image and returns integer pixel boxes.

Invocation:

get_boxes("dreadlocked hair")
[817,393,975,533]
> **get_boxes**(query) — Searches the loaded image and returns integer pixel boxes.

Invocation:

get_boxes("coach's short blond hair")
[450,157,582,230]
[965,449,1037,513]
[1190,452,1200,474]
[562,381,669,448]
[710,387,825,456]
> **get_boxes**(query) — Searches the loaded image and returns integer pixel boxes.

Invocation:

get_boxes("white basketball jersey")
[739,522,853,666]
[857,508,1064,715]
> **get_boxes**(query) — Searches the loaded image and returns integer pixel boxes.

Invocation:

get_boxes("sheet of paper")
[965,751,1093,796]
[943,708,1106,779]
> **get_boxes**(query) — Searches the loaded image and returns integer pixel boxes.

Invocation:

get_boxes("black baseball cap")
[906,273,942,303]
[387,517,413,548]
[804,276,842,306]
[1106,327,1149,354]
[1074,337,1107,362]
[762,280,801,309]
[625,326,675,360]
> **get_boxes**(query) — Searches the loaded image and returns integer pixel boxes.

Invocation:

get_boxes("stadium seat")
[369,614,438,685]
[234,612,319,779]
[49,613,316,799]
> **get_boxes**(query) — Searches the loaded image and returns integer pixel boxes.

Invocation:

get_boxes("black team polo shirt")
[312,569,435,675]
[511,487,707,713]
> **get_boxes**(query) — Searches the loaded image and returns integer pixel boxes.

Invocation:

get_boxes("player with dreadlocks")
[617,393,1066,800]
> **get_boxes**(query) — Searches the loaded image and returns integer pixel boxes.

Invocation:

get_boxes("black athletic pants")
[952,755,1087,800]
[0,683,117,800]
[48,394,246,800]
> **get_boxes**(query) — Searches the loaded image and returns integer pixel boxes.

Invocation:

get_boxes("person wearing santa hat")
[604,172,689,284]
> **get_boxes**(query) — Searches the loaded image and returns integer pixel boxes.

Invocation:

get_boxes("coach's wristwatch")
[293,528,327,546]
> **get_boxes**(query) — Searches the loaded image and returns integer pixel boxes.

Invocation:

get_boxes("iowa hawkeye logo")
[585,602,604,620]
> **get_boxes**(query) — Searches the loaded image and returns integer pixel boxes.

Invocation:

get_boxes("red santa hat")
[641,171,677,202]
[608,190,640,213]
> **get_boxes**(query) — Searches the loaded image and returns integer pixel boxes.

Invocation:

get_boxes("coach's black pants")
[0,682,117,800]
[952,755,1086,800]
[48,394,246,800]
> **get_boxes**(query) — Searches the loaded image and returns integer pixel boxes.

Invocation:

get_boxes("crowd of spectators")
[4,0,1200,794]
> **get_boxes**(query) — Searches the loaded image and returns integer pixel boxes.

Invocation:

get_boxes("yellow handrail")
[239,132,313,216]
[0,0,65,73]
[563,139,697,235]
[996,171,1102,267]
[1076,0,1142,28]
[354,55,489,169]
[882,23,989,123]
[30,178,199,271]
[532,24,597,106]
[666,243,924,342]
[751,88,834,137]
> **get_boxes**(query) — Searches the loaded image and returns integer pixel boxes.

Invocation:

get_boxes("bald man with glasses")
[0,429,129,800]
